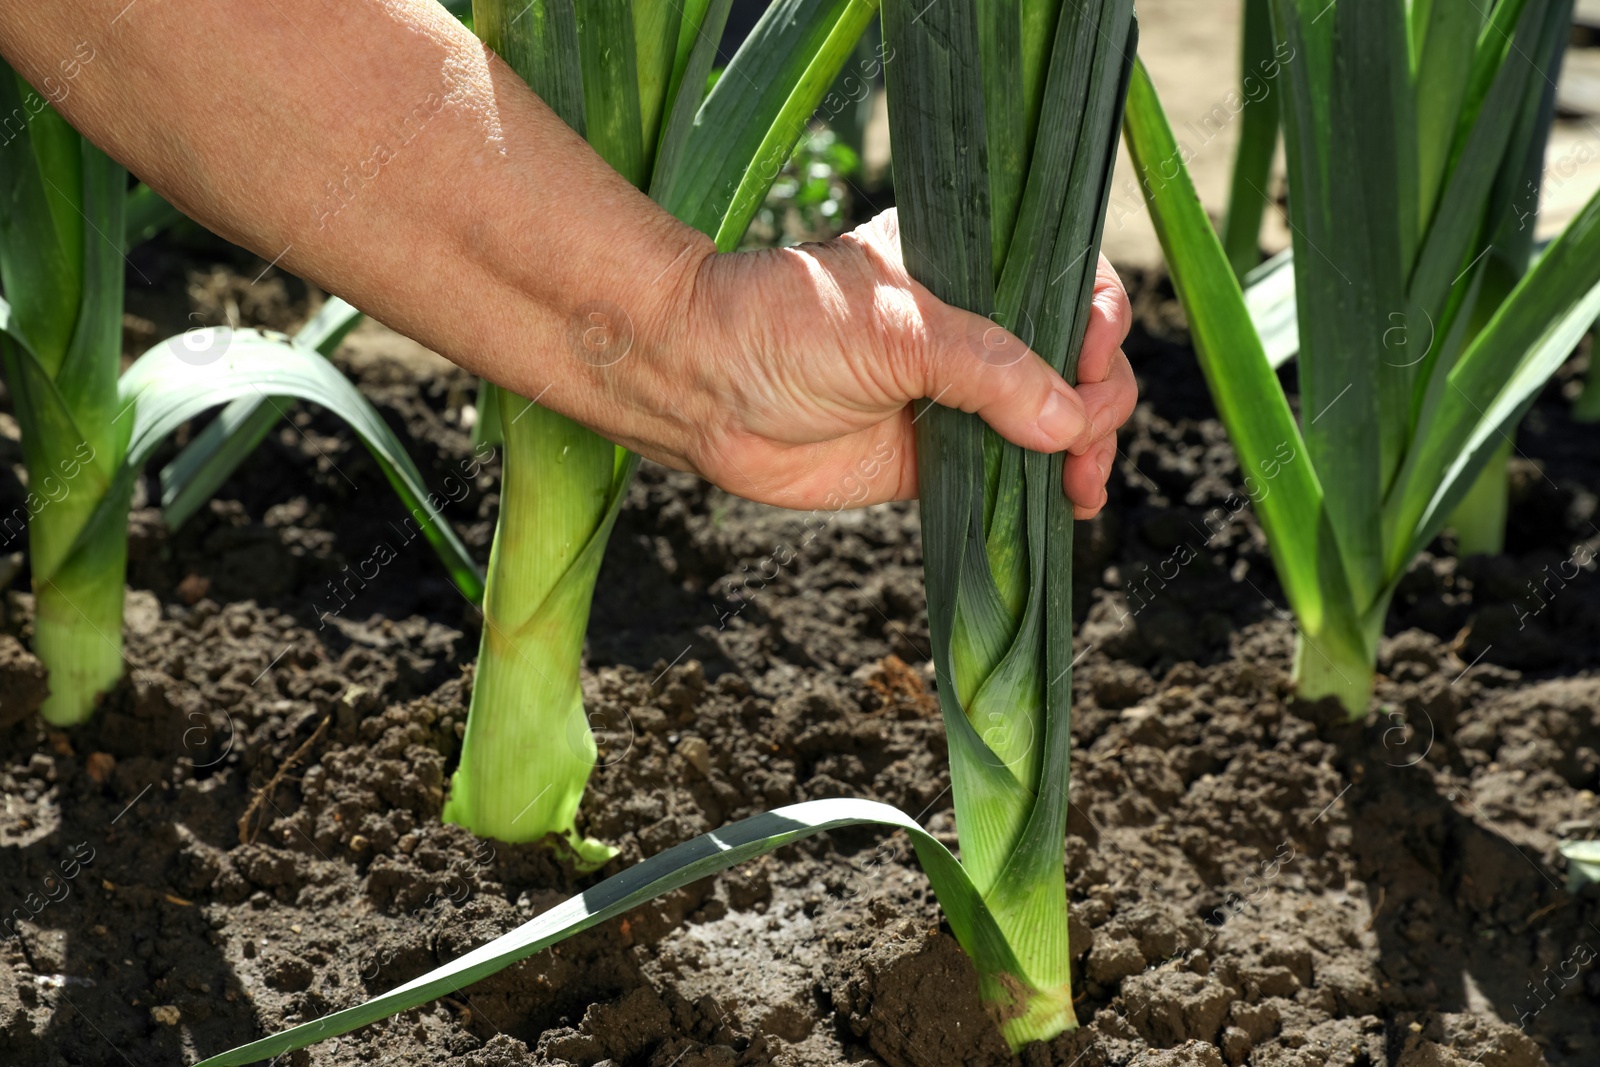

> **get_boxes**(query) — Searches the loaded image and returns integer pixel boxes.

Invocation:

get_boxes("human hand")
[634,210,1135,517]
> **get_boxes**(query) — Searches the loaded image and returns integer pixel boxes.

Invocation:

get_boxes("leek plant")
[0,85,127,726]
[1125,0,1600,715]
[198,0,1136,1060]
[1231,0,1573,557]
[441,0,883,861]
[0,73,481,726]
[882,0,1136,1040]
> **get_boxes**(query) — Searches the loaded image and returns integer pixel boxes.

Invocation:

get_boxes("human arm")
[0,0,1134,514]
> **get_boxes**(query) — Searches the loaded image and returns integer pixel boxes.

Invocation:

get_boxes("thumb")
[908,303,1094,455]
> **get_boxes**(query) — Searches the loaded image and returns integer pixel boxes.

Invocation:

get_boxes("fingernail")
[1037,388,1085,449]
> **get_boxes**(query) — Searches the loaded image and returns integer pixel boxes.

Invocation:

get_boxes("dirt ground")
[2,208,1599,1067]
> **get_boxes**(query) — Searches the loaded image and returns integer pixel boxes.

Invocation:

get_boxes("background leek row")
[98,181,404,542]
[1125,0,1600,716]
[116,191,478,571]
[881,0,1136,1043]
[142,297,489,615]
[442,0,881,859]
[0,73,484,725]
[109,325,485,599]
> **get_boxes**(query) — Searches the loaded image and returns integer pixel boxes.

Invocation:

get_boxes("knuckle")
[979,357,1044,418]
[882,298,943,398]
[1115,358,1139,421]
[1093,262,1133,342]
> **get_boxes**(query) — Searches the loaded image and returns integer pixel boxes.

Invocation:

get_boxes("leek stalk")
[882,0,1136,1042]
[0,78,131,726]
[443,0,646,864]
[443,392,621,862]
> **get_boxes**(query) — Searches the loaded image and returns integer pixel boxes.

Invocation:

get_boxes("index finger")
[1076,255,1131,386]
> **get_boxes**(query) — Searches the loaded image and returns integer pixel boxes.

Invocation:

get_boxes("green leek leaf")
[194,799,1022,1067]
[1412,0,1482,233]
[81,328,487,602]
[160,297,366,532]
[1123,60,1336,639]
[1396,190,1600,564]
[653,0,882,242]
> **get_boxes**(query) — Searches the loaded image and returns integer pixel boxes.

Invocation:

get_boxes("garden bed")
[1,246,1597,1067]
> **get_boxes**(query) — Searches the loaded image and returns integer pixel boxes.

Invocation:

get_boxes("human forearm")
[0,1,1138,515]
[0,0,707,445]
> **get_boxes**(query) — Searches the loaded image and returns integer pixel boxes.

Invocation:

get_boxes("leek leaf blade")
[577,0,647,185]
[654,0,880,246]
[192,799,1024,1067]
[652,0,735,199]
[160,297,366,531]
[1395,190,1600,563]
[476,0,585,132]
[1413,0,1483,232]
[1122,60,1333,637]
[100,330,486,601]
[1408,0,1548,324]
[1271,0,1385,607]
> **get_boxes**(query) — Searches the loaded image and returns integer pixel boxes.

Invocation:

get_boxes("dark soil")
[1,241,1599,1067]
